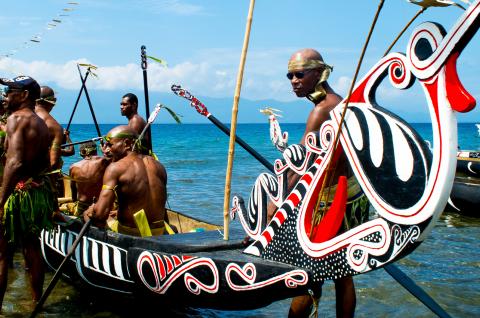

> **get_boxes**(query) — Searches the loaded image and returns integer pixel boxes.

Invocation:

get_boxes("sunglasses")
[286,69,314,80]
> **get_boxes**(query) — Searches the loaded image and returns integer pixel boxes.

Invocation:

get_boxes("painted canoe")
[40,1,480,310]
[40,212,318,310]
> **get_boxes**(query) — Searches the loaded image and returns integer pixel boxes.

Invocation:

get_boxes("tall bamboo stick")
[383,7,426,57]
[223,0,255,240]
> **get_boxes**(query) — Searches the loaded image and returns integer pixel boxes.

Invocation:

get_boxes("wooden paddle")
[30,219,92,318]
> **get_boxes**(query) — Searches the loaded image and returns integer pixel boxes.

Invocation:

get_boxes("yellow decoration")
[133,209,152,237]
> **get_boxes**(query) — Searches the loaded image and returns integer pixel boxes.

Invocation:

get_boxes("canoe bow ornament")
[232,1,479,280]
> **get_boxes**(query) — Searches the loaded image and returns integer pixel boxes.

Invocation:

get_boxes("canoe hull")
[446,177,480,216]
[40,217,318,310]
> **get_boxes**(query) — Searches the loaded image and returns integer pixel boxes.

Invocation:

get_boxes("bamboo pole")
[311,0,385,231]
[222,0,255,240]
[383,7,426,57]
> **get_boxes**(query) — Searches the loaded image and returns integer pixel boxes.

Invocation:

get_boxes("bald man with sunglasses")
[285,49,359,318]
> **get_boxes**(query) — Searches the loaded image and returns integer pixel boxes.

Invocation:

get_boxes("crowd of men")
[0,47,364,317]
[0,78,168,310]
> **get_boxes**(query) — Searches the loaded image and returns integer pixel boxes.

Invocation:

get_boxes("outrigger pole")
[223,0,255,241]
[141,45,153,152]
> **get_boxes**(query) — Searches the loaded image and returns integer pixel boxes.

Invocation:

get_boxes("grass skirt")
[3,176,55,244]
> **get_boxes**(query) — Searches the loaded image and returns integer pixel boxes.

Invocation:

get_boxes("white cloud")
[0,51,437,108]
[0,54,294,100]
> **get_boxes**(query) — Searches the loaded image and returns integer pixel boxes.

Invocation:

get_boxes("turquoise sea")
[2,123,479,317]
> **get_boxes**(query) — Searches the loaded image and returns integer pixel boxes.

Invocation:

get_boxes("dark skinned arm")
[85,164,119,227]
[69,166,78,202]
[50,122,64,169]
[61,129,75,157]
[0,116,26,218]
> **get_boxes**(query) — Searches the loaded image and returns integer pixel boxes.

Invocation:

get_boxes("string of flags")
[0,2,79,61]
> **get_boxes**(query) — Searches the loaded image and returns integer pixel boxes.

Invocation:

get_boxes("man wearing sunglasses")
[285,49,358,318]
[84,125,168,236]
[0,76,55,310]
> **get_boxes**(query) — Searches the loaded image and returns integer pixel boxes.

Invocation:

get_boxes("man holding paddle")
[0,76,56,309]
[84,125,168,236]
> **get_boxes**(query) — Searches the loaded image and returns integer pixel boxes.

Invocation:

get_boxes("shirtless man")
[0,93,7,185]
[84,125,167,236]
[120,93,151,154]
[35,86,64,170]
[69,141,110,216]
[285,49,368,318]
[36,86,75,197]
[0,76,55,309]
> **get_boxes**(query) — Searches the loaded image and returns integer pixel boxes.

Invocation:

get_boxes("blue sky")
[0,0,479,124]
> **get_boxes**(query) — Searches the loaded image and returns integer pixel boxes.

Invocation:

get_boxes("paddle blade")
[148,104,163,123]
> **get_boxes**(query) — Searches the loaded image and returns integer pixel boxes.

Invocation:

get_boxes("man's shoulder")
[131,114,147,125]
[311,94,342,115]
[70,159,87,170]
[107,156,133,171]
[7,108,35,127]
[90,156,111,167]
[43,113,62,130]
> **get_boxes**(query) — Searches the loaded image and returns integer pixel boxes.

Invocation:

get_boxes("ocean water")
[2,123,479,317]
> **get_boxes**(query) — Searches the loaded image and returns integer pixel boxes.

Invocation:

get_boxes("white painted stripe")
[82,237,90,268]
[112,248,124,279]
[102,243,111,275]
